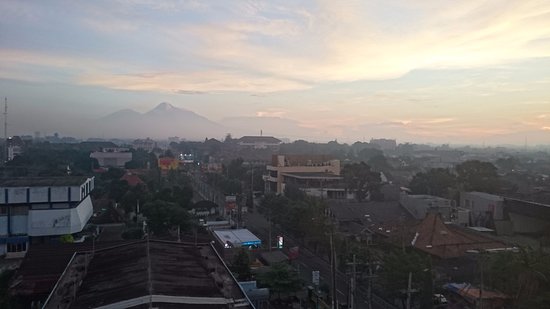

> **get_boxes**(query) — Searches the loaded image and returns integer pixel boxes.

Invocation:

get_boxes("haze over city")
[1,0,549,145]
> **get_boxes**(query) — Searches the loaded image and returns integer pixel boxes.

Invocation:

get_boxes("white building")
[460,191,504,227]
[264,155,348,198]
[0,176,94,258]
[90,147,132,167]
[237,136,281,150]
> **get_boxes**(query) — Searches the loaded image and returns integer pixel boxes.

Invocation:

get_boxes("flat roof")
[465,191,503,201]
[0,176,91,187]
[213,229,261,246]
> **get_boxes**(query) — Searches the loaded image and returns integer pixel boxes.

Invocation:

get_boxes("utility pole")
[330,231,337,309]
[347,254,357,309]
[3,97,7,163]
[406,272,412,309]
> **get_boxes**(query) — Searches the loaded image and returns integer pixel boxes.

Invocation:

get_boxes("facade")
[400,192,452,220]
[90,147,132,167]
[237,136,282,150]
[0,177,94,258]
[460,191,504,227]
[264,155,343,198]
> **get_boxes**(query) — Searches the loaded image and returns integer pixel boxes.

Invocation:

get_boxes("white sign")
[312,270,320,285]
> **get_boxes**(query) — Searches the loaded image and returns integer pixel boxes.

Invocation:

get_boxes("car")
[433,293,448,305]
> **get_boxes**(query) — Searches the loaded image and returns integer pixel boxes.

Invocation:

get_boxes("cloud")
[3,0,550,93]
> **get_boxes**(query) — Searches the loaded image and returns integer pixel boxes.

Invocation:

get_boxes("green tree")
[342,162,381,201]
[257,262,302,299]
[142,200,191,236]
[368,154,391,172]
[456,160,500,193]
[358,147,383,162]
[231,249,252,281]
[409,168,457,198]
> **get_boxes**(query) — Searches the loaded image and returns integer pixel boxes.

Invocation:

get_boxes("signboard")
[225,195,237,211]
[312,270,320,285]
[276,235,283,249]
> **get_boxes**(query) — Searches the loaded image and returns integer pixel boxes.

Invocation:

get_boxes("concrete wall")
[27,195,93,236]
[509,213,549,234]
[460,192,504,222]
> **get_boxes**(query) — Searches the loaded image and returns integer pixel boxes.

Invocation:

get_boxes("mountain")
[95,103,226,140]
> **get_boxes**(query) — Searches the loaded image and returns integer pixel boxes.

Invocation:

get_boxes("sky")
[1,0,549,145]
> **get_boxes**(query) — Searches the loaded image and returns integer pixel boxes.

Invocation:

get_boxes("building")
[158,157,179,171]
[213,228,262,250]
[0,176,94,258]
[460,192,504,227]
[400,192,452,221]
[133,137,156,151]
[42,240,254,309]
[90,147,132,167]
[412,213,512,259]
[264,155,345,198]
[6,135,25,161]
[237,136,282,151]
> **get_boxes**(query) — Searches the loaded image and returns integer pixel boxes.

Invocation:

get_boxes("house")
[0,176,94,258]
[264,155,348,199]
[41,240,254,309]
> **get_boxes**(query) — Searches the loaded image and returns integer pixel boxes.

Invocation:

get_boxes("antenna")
[3,97,6,163]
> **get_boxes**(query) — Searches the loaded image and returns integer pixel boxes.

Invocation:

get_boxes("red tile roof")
[120,173,145,187]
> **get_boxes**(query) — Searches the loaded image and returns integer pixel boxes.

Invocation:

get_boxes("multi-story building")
[132,137,156,152]
[0,176,94,258]
[399,192,452,220]
[6,136,25,161]
[264,155,348,199]
[90,147,132,167]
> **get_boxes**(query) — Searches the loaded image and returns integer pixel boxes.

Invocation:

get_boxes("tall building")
[0,176,94,258]
[264,155,348,199]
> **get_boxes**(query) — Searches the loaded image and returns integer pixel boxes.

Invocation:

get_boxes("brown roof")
[43,240,252,309]
[413,213,509,259]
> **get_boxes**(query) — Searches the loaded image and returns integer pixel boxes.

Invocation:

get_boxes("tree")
[358,147,383,162]
[257,262,302,299]
[486,247,550,308]
[456,160,500,193]
[231,249,252,281]
[368,154,391,172]
[342,162,381,202]
[142,200,191,236]
[409,168,457,197]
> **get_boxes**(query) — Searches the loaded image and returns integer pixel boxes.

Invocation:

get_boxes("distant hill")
[94,102,226,140]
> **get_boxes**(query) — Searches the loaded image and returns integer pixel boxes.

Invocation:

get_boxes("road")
[244,210,396,309]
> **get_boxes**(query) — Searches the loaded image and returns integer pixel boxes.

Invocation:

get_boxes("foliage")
[367,154,391,172]
[456,160,500,193]
[121,227,144,240]
[257,262,302,298]
[59,234,74,243]
[358,147,384,162]
[0,270,23,309]
[125,149,152,169]
[283,183,306,201]
[231,249,252,281]
[108,179,129,202]
[142,200,191,235]
[342,162,382,201]
[486,247,550,308]
[379,248,432,307]
[409,168,457,198]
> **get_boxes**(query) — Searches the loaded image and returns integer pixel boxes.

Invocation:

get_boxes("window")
[0,206,7,216]
[31,204,50,210]
[7,242,27,253]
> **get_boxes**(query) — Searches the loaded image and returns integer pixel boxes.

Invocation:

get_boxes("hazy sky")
[1,0,549,144]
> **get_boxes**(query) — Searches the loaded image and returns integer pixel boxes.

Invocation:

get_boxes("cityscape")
[1,1,550,309]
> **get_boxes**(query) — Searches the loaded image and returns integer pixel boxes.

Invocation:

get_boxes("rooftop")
[281,172,342,180]
[464,191,504,201]
[43,240,252,309]
[413,213,510,259]
[0,176,91,187]
[213,229,261,247]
